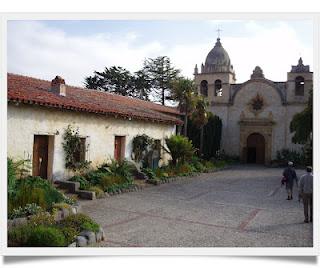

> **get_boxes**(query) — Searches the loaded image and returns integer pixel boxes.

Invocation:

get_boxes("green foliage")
[59,213,100,233]
[105,182,133,194]
[8,224,67,247]
[276,149,306,166]
[131,134,154,164]
[143,56,181,105]
[8,223,34,247]
[69,175,90,190]
[60,226,78,245]
[98,159,134,183]
[9,203,43,219]
[142,168,157,180]
[8,158,32,200]
[188,114,222,159]
[88,186,105,199]
[26,225,66,247]
[97,174,126,191]
[9,176,70,213]
[290,90,312,144]
[62,125,91,171]
[28,211,56,226]
[164,135,195,166]
[8,158,17,199]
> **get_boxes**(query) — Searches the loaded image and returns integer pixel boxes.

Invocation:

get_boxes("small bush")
[165,135,195,166]
[60,226,78,245]
[69,175,90,190]
[276,149,305,166]
[142,168,157,180]
[29,211,56,226]
[9,203,43,219]
[98,159,134,183]
[88,186,105,199]
[99,174,127,191]
[8,224,34,247]
[10,176,68,212]
[26,225,66,247]
[59,213,100,233]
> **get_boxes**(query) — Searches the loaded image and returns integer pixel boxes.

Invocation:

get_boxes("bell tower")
[194,37,236,104]
[286,57,312,104]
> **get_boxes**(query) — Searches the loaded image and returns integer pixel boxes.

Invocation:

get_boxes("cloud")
[7,20,312,87]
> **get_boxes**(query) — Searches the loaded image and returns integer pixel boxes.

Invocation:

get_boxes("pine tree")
[143,56,180,105]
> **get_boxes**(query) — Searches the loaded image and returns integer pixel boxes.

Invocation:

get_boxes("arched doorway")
[246,133,265,164]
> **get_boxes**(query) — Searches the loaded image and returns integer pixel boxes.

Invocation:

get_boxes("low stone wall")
[69,227,105,247]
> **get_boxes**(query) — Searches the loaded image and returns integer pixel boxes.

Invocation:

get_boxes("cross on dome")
[216,28,222,38]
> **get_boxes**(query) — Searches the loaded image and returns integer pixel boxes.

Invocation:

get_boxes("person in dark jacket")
[282,161,298,200]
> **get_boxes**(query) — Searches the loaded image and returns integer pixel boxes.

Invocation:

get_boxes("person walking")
[282,161,298,200]
[299,166,313,223]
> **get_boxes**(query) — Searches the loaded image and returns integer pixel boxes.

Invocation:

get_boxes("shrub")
[98,174,126,191]
[8,223,34,247]
[85,170,105,185]
[88,186,105,199]
[165,135,195,166]
[60,226,78,245]
[10,176,68,211]
[69,175,90,190]
[131,134,154,163]
[142,168,157,180]
[9,203,43,219]
[29,211,56,226]
[8,158,17,199]
[26,225,66,247]
[59,213,100,233]
[98,159,134,183]
[154,168,168,178]
[276,149,306,166]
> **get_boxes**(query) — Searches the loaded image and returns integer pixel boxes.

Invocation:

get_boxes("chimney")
[51,76,66,96]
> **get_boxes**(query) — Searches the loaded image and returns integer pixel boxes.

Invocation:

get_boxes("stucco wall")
[209,80,306,160]
[8,104,176,180]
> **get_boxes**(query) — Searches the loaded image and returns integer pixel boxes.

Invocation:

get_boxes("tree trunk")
[183,112,188,137]
[200,126,204,156]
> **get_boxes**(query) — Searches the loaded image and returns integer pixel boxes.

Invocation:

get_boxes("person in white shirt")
[299,166,313,223]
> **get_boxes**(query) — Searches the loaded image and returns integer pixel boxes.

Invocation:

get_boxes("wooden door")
[114,136,125,161]
[246,133,265,164]
[33,135,49,179]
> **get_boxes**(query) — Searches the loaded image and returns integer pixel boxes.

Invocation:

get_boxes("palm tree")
[170,78,197,136]
[191,97,209,156]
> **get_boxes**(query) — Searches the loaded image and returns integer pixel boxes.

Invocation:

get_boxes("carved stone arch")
[231,79,286,105]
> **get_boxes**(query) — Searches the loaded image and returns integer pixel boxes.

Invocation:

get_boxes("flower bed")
[143,158,227,185]
[8,212,104,247]
[7,158,104,247]
[68,159,136,198]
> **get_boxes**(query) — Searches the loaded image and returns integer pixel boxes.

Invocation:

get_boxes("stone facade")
[194,38,312,164]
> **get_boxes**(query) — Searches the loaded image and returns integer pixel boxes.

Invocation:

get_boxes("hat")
[288,161,293,166]
[306,166,312,172]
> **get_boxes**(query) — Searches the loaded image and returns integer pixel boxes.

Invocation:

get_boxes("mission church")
[194,37,312,165]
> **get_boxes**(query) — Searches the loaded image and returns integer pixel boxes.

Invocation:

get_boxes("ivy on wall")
[62,125,91,171]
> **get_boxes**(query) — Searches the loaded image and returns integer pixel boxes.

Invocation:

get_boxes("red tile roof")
[7,73,183,125]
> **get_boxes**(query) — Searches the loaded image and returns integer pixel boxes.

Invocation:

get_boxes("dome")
[204,38,233,73]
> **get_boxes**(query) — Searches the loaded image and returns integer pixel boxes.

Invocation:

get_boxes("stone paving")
[80,165,313,247]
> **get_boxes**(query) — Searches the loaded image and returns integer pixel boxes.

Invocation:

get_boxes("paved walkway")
[80,165,313,247]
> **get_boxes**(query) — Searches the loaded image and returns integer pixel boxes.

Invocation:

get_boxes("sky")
[7,20,313,87]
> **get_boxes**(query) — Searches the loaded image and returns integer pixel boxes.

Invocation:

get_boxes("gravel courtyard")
[80,165,313,247]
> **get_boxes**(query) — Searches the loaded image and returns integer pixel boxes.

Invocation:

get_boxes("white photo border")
[1,12,319,256]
